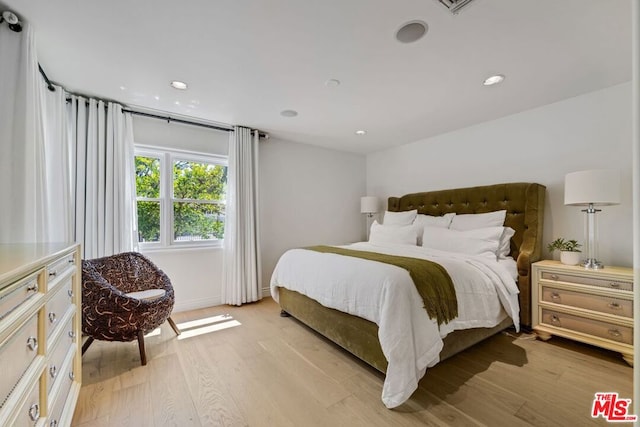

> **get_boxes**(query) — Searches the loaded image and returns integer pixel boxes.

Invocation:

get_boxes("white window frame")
[135,144,228,250]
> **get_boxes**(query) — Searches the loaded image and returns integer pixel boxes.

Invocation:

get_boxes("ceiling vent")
[436,0,477,14]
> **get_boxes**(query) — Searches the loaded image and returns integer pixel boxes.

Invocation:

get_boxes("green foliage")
[135,156,227,242]
[547,238,581,253]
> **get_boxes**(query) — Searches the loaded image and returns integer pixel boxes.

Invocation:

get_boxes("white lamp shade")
[360,196,379,214]
[564,169,621,206]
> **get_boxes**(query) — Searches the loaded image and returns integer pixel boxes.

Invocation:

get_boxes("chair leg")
[81,337,95,355]
[167,316,181,335]
[137,330,147,366]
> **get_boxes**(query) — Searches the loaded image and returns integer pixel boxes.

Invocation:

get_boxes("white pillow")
[383,210,417,226]
[422,226,504,259]
[450,210,507,231]
[498,227,516,259]
[369,221,419,246]
[414,213,456,245]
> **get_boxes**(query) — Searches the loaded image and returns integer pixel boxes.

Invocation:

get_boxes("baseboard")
[173,296,222,313]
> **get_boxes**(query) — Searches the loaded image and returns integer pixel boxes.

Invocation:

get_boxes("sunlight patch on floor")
[177,319,242,340]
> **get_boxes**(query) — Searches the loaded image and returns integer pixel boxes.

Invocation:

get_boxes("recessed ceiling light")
[325,79,341,87]
[280,110,298,117]
[170,80,188,90]
[483,74,505,86]
[119,86,126,91]
[396,21,428,44]
[355,130,367,136]
[154,95,160,100]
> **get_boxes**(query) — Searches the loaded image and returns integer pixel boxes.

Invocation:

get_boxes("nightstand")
[531,260,633,366]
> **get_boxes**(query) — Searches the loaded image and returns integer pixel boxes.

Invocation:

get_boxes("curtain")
[222,126,261,305]
[68,96,137,259]
[0,24,50,243]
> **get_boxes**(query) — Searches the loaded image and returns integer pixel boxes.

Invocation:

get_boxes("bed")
[270,182,545,408]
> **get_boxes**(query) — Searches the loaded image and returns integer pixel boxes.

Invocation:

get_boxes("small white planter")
[560,251,581,266]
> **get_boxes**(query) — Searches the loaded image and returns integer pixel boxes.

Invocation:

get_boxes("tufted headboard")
[388,182,546,328]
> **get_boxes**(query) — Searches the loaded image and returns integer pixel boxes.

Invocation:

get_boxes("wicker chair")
[81,252,180,365]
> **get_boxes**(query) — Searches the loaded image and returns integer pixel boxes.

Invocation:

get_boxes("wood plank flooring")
[72,298,633,426]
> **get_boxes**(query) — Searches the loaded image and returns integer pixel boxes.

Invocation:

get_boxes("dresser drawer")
[0,272,40,321]
[542,286,633,318]
[13,377,41,427]
[541,309,633,345]
[541,271,632,291]
[46,316,75,397]
[45,278,73,340]
[0,314,39,409]
[48,350,76,424]
[47,254,76,291]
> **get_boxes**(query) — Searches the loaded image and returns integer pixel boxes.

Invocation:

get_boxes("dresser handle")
[550,292,561,300]
[68,258,75,264]
[68,289,74,298]
[26,336,38,351]
[49,271,57,278]
[28,403,39,421]
[550,274,559,280]
[49,365,57,379]
[608,302,622,310]
[608,329,622,338]
[48,312,57,324]
[550,314,560,324]
[50,420,58,427]
[26,283,38,293]
[609,282,621,288]
[69,331,76,340]
[69,371,75,381]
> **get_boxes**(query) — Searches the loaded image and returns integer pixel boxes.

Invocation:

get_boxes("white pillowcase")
[449,210,507,231]
[383,210,417,226]
[421,226,504,259]
[414,213,456,246]
[369,221,419,246]
[498,227,516,259]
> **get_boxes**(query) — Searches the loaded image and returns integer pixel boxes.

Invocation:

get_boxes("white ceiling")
[2,0,632,153]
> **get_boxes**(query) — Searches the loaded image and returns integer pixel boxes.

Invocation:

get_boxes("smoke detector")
[436,0,477,15]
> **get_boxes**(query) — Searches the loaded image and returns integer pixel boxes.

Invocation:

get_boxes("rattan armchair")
[81,252,180,365]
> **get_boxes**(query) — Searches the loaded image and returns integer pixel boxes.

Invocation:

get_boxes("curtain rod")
[122,109,268,139]
[38,63,55,92]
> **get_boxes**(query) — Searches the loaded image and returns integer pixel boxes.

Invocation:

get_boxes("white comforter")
[270,242,520,409]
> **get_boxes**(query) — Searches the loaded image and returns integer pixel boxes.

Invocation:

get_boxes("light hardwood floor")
[72,298,633,426]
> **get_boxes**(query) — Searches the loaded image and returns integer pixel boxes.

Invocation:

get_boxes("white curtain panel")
[222,127,261,305]
[68,96,137,259]
[0,24,49,243]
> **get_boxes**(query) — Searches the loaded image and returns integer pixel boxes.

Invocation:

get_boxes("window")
[135,146,227,248]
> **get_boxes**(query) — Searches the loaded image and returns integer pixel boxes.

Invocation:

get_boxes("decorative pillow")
[369,220,419,246]
[414,213,456,245]
[498,227,516,259]
[421,226,504,259]
[449,210,507,231]
[383,209,418,226]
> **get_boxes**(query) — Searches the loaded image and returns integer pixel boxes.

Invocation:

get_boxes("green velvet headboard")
[388,182,546,328]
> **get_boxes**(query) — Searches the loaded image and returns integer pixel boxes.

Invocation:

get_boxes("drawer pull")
[608,302,622,310]
[550,274,559,280]
[68,289,74,298]
[50,420,58,427]
[609,282,621,288]
[69,330,76,340]
[26,336,38,351]
[550,292,561,300]
[608,329,622,338]
[26,283,38,293]
[49,271,57,278]
[69,371,75,381]
[28,403,39,421]
[48,312,57,324]
[68,258,75,264]
[49,365,57,379]
[550,314,560,324]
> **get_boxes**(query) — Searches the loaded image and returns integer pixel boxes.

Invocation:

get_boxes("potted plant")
[547,238,582,266]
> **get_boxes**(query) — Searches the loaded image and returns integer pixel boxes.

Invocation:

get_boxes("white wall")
[134,116,366,311]
[367,82,633,267]
[259,137,367,289]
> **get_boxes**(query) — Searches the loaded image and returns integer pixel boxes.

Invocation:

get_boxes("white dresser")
[0,243,82,427]
[532,260,633,366]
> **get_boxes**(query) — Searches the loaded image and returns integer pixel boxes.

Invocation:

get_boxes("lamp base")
[582,258,604,269]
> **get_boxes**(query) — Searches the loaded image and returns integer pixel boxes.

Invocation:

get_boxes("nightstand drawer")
[541,309,632,345]
[542,286,632,318]
[541,271,632,291]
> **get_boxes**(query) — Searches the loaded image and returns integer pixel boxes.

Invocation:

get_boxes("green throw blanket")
[305,245,458,325]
